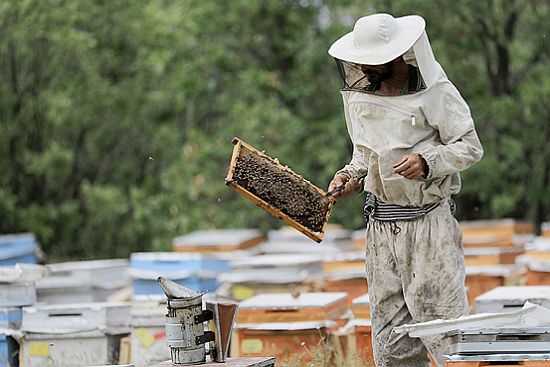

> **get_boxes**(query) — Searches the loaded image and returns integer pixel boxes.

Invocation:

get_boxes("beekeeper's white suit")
[328,14,483,367]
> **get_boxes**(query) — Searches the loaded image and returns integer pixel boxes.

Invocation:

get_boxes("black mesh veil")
[334,48,426,94]
[335,58,374,92]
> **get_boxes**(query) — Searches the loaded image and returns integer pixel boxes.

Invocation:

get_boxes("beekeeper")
[327,13,483,367]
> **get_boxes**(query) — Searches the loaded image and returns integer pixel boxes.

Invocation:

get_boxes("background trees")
[1,0,548,260]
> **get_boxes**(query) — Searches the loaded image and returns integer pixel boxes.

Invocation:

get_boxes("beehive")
[235,292,348,361]
[322,271,368,306]
[461,219,534,248]
[172,229,263,253]
[225,137,333,243]
[465,265,515,307]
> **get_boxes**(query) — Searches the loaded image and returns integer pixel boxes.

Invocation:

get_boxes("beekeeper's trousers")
[364,200,469,367]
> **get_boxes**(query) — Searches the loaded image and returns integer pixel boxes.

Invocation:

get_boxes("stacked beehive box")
[0,233,37,266]
[20,302,131,366]
[130,252,230,300]
[440,287,550,366]
[131,229,263,300]
[0,264,47,366]
[36,258,130,304]
[516,237,550,286]
[234,292,349,363]
[219,254,324,301]
[172,229,263,254]
[542,222,550,238]
[261,226,355,254]
[129,301,170,367]
[461,219,533,308]
[336,294,373,365]
[475,286,550,313]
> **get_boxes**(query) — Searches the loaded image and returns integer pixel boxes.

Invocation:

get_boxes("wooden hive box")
[524,258,550,286]
[235,292,348,362]
[333,318,373,366]
[525,238,550,261]
[542,222,550,238]
[172,229,264,253]
[464,247,524,266]
[225,137,334,243]
[461,219,534,248]
[322,251,364,273]
[351,293,370,320]
[219,254,324,301]
[465,265,515,307]
[322,271,368,306]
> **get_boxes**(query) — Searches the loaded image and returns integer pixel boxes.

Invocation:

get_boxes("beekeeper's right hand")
[328,173,358,200]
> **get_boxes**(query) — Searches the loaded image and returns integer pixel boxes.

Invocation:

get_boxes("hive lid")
[131,252,203,262]
[0,264,48,283]
[464,247,523,256]
[352,294,370,306]
[47,258,129,272]
[0,233,36,260]
[525,237,550,251]
[476,286,550,303]
[465,265,514,276]
[394,302,550,338]
[238,292,348,309]
[230,254,323,268]
[236,320,335,330]
[172,229,262,247]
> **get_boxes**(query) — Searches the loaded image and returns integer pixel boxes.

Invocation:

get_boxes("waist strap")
[364,193,453,222]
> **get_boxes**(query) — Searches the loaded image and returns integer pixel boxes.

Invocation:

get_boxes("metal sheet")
[449,341,550,354]
[445,353,550,362]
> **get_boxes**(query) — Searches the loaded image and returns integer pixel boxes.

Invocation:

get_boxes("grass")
[276,331,374,367]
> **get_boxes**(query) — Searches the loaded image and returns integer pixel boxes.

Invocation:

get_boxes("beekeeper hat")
[328,13,426,65]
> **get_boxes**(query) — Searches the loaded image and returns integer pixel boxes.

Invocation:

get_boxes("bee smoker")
[158,277,238,365]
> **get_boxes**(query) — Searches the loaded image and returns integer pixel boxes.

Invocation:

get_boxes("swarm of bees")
[233,154,329,232]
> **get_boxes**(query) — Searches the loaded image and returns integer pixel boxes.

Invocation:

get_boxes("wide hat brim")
[328,15,426,65]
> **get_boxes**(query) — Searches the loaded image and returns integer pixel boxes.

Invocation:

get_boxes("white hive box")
[475,286,550,313]
[20,329,130,367]
[20,302,132,367]
[0,282,36,307]
[36,259,130,304]
[0,307,23,367]
[525,237,550,260]
[226,254,324,283]
[130,301,170,367]
[0,264,47,307]
[172,229,263,253]
[22,302,131,332]
[219,254,325,299]
[261,226,354,254]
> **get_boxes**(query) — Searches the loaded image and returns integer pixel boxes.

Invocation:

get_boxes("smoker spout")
[157,276,205,300]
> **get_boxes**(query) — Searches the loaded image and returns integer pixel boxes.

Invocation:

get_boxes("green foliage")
[0,0,548,260]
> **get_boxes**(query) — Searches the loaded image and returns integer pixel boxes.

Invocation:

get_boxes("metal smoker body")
[159,276,237,365]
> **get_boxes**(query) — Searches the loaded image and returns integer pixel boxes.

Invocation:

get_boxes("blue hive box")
[0,233,36,266]
[130,252,230,299]
[0,307,23,367]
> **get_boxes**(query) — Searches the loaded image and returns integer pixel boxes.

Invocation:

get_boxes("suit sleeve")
[418,82,484,179]
[335,93,370,179]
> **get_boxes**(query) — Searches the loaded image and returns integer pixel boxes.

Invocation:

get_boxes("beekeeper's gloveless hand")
[328,174,360,200]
